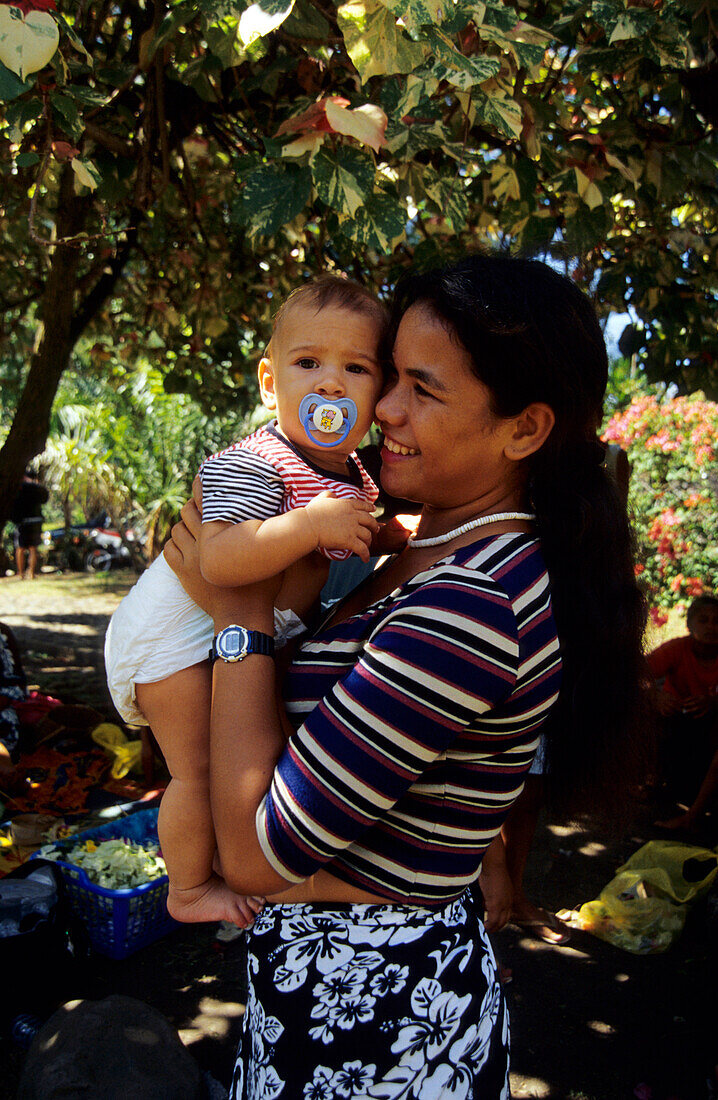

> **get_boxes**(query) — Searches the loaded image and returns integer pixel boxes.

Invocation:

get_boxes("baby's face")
[259,301,384,471]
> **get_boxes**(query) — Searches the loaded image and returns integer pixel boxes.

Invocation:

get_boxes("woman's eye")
[414,383,432,399]
[297,358,318,369]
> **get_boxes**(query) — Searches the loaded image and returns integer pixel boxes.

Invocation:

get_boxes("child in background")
[106,276,386,925]
[649,594,718,828]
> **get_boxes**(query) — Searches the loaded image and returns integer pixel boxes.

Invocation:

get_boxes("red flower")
[634,563,645,575]
[649,608,669,628]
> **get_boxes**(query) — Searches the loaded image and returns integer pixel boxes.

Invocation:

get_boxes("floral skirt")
[231,891,510,1099]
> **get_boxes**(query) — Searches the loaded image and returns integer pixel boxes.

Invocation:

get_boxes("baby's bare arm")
[200,511,318,587]
[199,492,377,587]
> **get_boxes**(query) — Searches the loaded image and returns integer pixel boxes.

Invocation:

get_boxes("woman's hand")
[165,481,281,628]
[478,835,513,933]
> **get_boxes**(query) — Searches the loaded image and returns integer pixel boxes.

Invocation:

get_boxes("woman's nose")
[375,385,402,424]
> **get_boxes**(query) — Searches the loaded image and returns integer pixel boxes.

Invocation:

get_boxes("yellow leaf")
[0,6,59,81]
[574,167,603,210]
[325,99,388,153]
[239,1,295,46]
[71,157,100,192]
[281,132,326,158]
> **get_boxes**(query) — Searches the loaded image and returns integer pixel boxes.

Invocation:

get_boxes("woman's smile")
[382,435,419,457]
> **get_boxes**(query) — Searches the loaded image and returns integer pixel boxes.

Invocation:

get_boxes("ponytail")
[530,440,650,821]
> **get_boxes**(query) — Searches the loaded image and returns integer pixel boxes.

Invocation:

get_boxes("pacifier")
[298,393,358,447]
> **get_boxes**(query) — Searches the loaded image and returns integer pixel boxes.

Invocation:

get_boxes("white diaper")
[105,552,304,726]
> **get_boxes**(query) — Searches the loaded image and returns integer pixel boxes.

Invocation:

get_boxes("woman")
[167,254,646,1099]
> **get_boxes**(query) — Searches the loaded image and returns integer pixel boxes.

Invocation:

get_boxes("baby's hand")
[305,491,379,562]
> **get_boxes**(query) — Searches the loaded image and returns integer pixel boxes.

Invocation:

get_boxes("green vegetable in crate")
[45,838,167,890]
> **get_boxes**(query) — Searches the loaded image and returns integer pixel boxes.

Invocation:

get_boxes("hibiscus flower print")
[370,964,409,997]
[391,978,472,1065]
[331,1059,377,1098]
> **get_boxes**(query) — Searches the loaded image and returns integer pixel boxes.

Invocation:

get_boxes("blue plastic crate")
[36,808,178,959]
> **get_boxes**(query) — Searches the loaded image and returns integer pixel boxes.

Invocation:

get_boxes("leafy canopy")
[1,0,716,425]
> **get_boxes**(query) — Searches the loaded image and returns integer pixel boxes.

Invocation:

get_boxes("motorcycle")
[42,516,138,572]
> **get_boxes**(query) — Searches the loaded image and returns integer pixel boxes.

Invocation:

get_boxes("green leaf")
[473,89,523,139]
[339,188,406,252]
[562,203,612,255]
[337,0,428,82]
[15,150,40,167]
[425,27,501,89]
[516,212,557,254]
[67,85,109,107]
[312,146,375,218]
[376,0,447,36]
[238,162,312,238]
[282,0,330,38]
[50,91,84,139]
[5,94,41,130]
[0,58,30,102]
[421,167,469,231]
[205,19,247,68]
[384,117,443,158]
[145,2,195,63]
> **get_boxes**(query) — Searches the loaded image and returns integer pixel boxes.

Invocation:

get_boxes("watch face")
[219,627,249,661]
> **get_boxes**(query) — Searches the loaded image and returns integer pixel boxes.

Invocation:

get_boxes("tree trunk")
[0,167,89,534]
[0,178,139,536]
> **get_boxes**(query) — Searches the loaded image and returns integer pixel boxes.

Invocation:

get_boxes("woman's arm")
[168,502,530,896]
[167,501,296,896]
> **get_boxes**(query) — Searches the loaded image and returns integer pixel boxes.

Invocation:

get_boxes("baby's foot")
[167,875,264,927]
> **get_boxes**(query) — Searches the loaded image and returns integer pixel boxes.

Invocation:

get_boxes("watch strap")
[210,625,275,665]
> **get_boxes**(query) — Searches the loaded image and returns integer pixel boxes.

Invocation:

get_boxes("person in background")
[650,594,718,830]
[11,469,49,580]
[0,624,27,790]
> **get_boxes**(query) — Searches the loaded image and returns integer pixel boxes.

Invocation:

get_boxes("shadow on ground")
[2,574,717,1099]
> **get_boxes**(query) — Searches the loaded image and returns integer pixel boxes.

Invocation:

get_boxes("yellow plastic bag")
[560,840,718,954]
[91,723,143,779]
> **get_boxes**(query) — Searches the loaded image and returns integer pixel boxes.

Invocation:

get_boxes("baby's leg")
[136,664,263,927]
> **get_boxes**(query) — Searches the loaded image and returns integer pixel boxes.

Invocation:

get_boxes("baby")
[105,275,386,925]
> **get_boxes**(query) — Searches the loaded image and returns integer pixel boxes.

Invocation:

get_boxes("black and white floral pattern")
[231,893,509,1100]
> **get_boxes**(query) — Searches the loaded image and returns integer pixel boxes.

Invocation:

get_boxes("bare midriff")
[264,868,390,906]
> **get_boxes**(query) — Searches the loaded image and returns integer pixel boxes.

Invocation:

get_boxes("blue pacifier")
[298,393,358,448]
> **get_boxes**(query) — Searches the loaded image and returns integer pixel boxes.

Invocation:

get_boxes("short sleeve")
[255,572,520,883]
[199,449,286,524]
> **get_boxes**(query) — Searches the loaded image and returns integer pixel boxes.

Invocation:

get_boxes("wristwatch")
[210,625,275,665]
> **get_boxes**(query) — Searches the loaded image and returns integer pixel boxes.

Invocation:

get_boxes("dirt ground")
[1,570,716,1100]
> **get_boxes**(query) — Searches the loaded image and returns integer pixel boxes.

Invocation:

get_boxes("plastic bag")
[560,840,718,954]
[91,723,142,778]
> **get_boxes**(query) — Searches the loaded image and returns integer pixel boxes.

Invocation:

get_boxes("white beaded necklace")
[408,511,536,549]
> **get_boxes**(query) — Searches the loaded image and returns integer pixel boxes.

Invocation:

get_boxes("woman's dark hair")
[391,252,650,823]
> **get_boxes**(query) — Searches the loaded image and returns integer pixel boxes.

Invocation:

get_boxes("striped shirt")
[199,424,378,562]
[256,533,562,906]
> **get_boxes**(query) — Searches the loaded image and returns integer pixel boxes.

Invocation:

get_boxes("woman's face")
[376,305,521,511]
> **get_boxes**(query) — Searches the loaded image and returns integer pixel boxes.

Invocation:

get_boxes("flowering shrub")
[603,394,718,611]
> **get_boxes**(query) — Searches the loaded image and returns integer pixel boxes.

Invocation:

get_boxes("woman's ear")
[504,403,555,461]
[258,357,277,410]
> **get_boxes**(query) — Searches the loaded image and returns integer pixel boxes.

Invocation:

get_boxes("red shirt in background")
[647,636,718,701]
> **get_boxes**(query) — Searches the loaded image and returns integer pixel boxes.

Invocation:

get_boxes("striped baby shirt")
[256,533,563,906]
[198,423,378,562]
